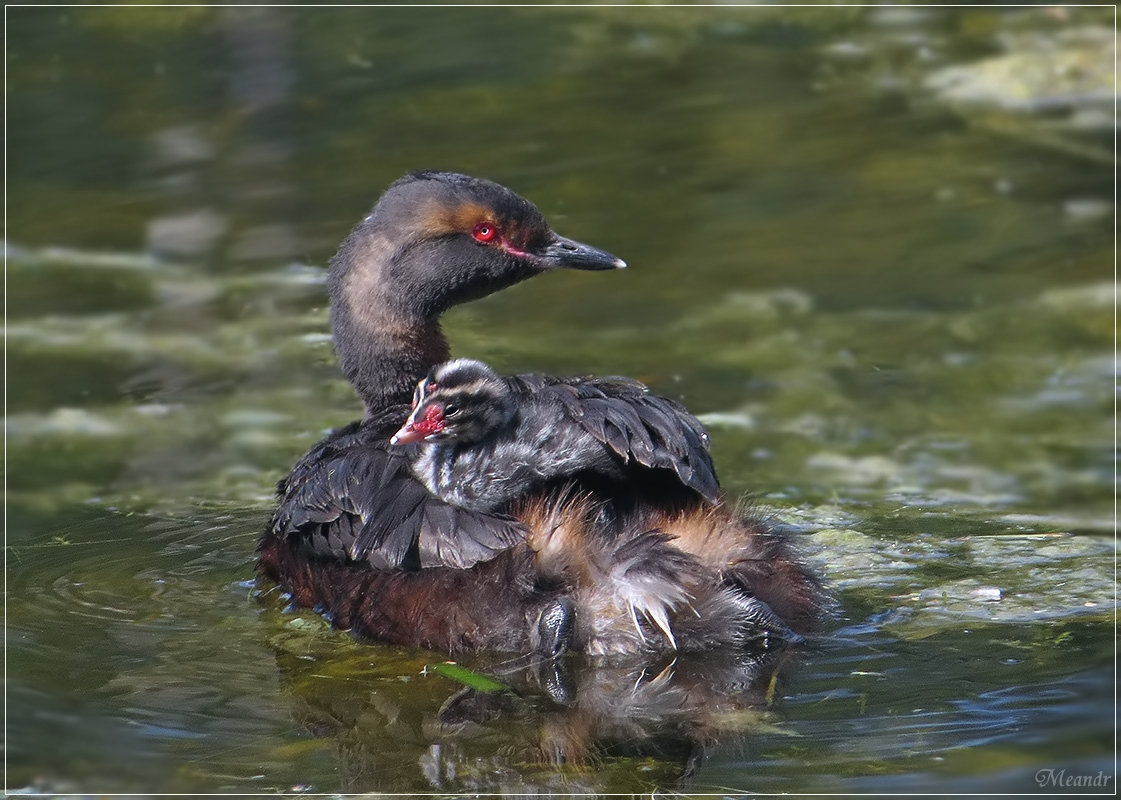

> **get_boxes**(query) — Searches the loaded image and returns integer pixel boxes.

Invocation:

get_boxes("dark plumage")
[257,171,827,655]
[383,358,813,653]
[390,358,719,514]
[326,171,624,416]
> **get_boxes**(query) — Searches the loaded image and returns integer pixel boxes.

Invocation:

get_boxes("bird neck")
[328,241,452,415]
[346,316,451,417]
[325,215,534,417]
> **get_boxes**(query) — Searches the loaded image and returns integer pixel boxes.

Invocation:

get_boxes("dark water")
[7,5,1115,795]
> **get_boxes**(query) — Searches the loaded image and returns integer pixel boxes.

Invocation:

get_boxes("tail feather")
[510,490,827,654]
[640,503,830,635]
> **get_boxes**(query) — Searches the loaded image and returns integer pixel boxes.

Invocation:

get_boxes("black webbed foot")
[537,597,576,658]
[735,594,805,647]
[537,656,576,705]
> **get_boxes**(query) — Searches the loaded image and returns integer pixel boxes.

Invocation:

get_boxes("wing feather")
[268,408,527,571]
[509,374,721,504]
[267,371,721,573]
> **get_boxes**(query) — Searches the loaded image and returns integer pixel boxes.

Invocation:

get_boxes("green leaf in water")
[425,662,511,694]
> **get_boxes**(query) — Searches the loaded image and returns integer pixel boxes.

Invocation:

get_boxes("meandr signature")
[1035,768,1113,790]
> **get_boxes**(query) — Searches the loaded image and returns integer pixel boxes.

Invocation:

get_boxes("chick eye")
[444,403,461,417]
[471,222,498,243]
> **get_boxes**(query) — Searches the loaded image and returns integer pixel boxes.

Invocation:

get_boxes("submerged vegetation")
[7,4,1114,794]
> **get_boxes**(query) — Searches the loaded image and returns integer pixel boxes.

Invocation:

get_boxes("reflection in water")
[269,631,800,793]
[6,3,1114,793]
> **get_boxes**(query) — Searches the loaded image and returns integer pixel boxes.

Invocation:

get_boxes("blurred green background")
[6,4,1114,794]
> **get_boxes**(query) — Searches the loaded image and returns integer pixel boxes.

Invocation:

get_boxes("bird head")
[330,171,626,321]
[390,358,517,446]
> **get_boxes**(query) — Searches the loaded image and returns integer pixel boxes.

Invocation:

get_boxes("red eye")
[471,222,498,243]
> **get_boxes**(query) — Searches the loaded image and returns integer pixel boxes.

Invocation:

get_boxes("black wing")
[266,407,527,570]
[265,376,719,573]
[508,373,721,505]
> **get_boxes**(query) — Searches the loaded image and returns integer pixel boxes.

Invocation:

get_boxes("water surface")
[7,5,1114,795]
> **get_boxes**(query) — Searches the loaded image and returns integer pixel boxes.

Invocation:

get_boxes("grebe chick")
[390,358,714,514]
